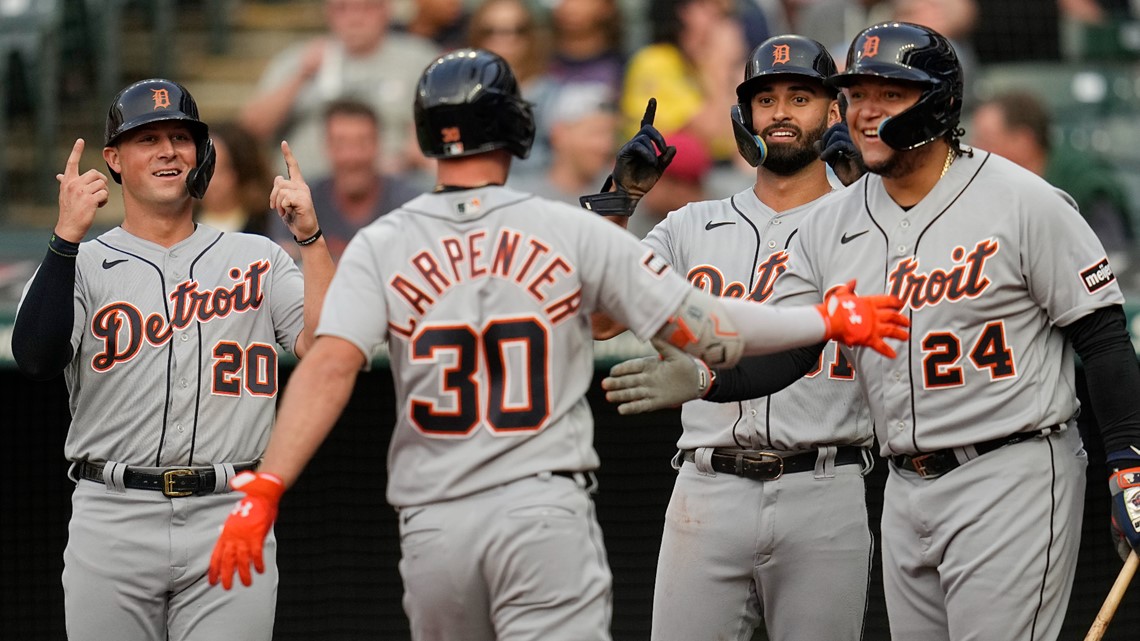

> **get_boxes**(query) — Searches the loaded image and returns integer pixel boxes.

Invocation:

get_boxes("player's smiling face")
[843,77,924,173]
[104,121,198,206]
[749,78,838,176]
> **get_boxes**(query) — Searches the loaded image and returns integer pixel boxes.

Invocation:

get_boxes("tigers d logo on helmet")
[151,88,171,109]
[862,36,880,58]
[772,44,790,65]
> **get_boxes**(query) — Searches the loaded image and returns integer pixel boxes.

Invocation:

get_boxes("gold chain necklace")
[940,146,955,178]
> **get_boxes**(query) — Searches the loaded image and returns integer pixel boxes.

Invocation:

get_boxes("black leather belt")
[78,461,257,497]
[682,446,864,480]
[891,426,1062,479]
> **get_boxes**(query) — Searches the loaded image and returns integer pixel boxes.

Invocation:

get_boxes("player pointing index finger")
[11,77,336,640]
[281,140,303,182]
[60,138,84,180]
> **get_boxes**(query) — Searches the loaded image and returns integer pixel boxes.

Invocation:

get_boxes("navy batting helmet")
[104,78,215,199]
[827,22,963,150]
[413,49,535,159]
[730,35,837,167]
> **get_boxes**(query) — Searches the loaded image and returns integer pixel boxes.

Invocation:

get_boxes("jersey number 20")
[409,316,549,436]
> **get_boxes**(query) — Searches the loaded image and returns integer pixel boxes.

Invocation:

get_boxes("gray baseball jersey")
[772,151,1123,454]
[19,223,305,641]
[643,187,873,641]
[316,185,691,508]
[772,150,1113,640]
[643,186,872,451]
[55,224,306,466]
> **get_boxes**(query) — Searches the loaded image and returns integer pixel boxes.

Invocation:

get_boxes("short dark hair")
[323,98,380,129]
[982,90,1053,152]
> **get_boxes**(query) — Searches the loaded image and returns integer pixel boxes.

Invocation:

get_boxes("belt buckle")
[163,469,196,497]
[753,452,784,481]
[909,454,938,479]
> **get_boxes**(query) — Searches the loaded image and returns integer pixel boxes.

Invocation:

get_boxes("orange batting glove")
[208,471,285,590]
[816,280,909,358]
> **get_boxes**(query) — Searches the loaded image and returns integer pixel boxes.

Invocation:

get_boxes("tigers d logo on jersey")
[88,261,270,372]
[687,250,788,302]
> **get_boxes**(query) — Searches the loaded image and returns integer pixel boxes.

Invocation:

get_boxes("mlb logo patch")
[457,197,481,215]
[1080,258,1115,293]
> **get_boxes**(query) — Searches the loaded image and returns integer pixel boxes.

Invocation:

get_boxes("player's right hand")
[208,471,285,590]
[602,340,710,415]
[55,138,109,242]
[1108,450,1140,560]
[612,98,676,202]
[815,281,909,358]
[270,141,319,240]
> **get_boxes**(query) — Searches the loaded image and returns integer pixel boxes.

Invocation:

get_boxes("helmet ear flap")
[877,84,955,150]
[186,137,216,199]
[731,104,767,167]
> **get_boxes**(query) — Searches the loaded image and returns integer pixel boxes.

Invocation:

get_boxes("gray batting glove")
[602,340,709,415]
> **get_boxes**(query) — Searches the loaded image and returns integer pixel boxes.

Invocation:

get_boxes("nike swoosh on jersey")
[705,221,735,230]
[840,230,870,244]
[102,258,128,269]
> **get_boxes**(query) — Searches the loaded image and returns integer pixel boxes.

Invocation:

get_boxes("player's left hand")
[1108,449,1140,560]
[208,472,285,589]
[270,141,319,240]
[816,281,909,358]
[816,122,865,187]
[602,340,710,415]
[612,98,676,202]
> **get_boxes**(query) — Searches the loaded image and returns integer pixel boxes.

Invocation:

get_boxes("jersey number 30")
[409,317,550,436]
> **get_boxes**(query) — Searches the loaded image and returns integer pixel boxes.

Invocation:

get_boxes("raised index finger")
[280,140,303,181]
[64,138,85,178]
[640,98,657,129]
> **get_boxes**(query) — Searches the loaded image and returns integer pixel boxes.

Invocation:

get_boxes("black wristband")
[580,191,638,217]
[49,233,80,258]
[294,228,322,246]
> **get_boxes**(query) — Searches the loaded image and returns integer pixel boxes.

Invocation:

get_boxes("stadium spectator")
[621,0,746,164]
[240,0,439,179]
[507,82,618,205]
[396,0,469,50]
[970,90,1135,268]
[275,99,419,261]
[545,0,626,98]
[196,122,275,236]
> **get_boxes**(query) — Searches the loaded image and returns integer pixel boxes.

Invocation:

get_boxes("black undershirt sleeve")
[705,343,826,403]
[12,244,78,380]
[1062,304,1140,454]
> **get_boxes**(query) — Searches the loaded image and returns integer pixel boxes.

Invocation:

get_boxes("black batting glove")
[613,98,676,201]
[581,98,677,217]
[816,121,865,186]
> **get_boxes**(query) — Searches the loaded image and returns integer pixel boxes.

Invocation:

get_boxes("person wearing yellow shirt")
[621,0,745,163]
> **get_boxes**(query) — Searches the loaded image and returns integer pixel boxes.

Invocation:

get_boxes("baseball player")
[204,49,909,641]
[603,35,875,641]
[11,79,335,641]
[604,22,1140,641]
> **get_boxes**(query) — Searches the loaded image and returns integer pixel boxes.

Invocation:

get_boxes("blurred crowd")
[7,0,1139,267]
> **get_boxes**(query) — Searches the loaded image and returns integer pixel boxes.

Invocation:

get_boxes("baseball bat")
[1083,550,1139,641]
